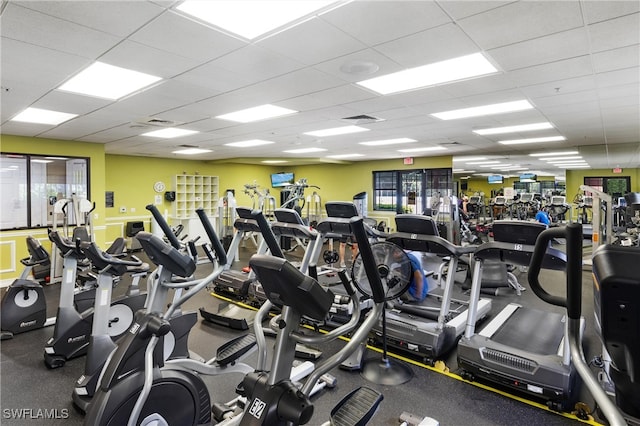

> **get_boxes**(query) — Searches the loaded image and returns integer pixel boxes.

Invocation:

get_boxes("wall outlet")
[119,206,126,213]
[130,207,136,213]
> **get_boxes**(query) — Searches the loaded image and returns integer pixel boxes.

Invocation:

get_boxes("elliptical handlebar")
[145,204,181,250]
[251,209,284,259]
[195,208,227,266]
[349,217,386,304]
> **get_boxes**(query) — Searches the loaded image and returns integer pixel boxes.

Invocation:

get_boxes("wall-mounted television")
[271,172,295,188]
[488,175,503,184]
[519,173,537,182]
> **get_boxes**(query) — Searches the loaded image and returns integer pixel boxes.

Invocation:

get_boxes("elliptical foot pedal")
[216,334,257,366]
[330,386,383,426]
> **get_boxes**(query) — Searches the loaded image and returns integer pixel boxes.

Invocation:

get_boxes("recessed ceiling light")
[326,154,365,159]
[466,160,501,165]
[216,104,298,123]
[359,138,416,146]
[357,53,498,95]
[304,125,369,137]
[172,148,212,155]
[529,151,579,157]
[498,136,566,145]
[548,160,588,165]
[176,0,341,40]
[556,164,590,168]
[141,128,199,138]
[453,157,487,162]
[489,164,512,169]
[225,139,275,148]
[261,160,288,164]
[11,107,78,125]
[543,156,582,161]
[283,147,328,154]
[57,61,161,100]
[397,146,447,153]
[432,100,534,120]
[453,170,476,174]
[473,122,554,135]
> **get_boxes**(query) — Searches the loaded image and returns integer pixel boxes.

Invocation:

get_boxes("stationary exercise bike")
[1,236,56,340]
[72,240,149,413]
[44,231,147,369]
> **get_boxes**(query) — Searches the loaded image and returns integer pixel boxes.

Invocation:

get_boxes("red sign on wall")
[612,167,623,174]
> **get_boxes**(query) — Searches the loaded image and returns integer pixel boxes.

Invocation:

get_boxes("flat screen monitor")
[519,173,537,182]
[271,172,294,188]
[488,175,503,184]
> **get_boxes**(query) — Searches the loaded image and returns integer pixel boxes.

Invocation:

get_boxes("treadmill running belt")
[491,308,564,355]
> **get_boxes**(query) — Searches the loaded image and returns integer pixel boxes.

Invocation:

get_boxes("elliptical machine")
[1,236,56,340]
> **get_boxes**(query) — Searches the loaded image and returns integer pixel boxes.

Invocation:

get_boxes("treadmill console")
[325,202,359,218]
[274,208,304,225]
[494,196,507,205]
[492,221,546,245]
[395,214,439,236]
[519,193,534,203]
[551,196,566,205]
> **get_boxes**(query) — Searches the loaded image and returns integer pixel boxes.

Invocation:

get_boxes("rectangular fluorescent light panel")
[11,107,77,125]
[262,160,289,164]
[141,128,199,138]
[172,148,212,155]
[498,136,566,145]
[432,100,534,120]
[30,159,53,164]
[543,156,582,161]
[216,104,297,123]
[176,1,338,40]
[466,160,500,165]
[57,62,161,100]
[473,122,553,135]
[453,157,487,162]
[529,151,578,157]
[283,147,327,154]
[357,53,498,95]
[397,147,447,153]
[326,154,365,159]
[225,139,275,148]
[359,138,416,146]
[304,125,369,137]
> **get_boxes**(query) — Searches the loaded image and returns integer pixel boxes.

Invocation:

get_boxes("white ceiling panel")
[322,1,451,47]
[582,1,640,24]
[258,17,366,66]
[372,23,480,68]
[1,1,638,174]
[1,3,119,58]
[457,1,583,50]
[588,13,640,53]
[488,27,591,71]
[592,44,640,73]
[128,10,246,61]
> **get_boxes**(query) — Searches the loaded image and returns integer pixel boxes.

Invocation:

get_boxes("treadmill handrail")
[474,241,567,270]
[527,226,577,309]
[529,223,626,426]
[387,232,476,257]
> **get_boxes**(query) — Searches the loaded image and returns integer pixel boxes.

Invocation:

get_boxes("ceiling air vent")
[130,117,185,128]
[178,144,199,148]
[341,114,384,125]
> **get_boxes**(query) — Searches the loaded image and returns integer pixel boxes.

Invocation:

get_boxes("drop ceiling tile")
[507,56,593,87]
[489,27,590,71]
[312,49,403,83]
[520,75,596,100]
[129,11,246,61]
[258,17,366,66]
[1,3,120,58]
[592,45,640,73]
[588,13,640,53]
[373,23,479,68]
[18,1,165,37]
[582,1,640,24]
[457,1,583,50]
[435,1,513,20]
[321,1,450,46]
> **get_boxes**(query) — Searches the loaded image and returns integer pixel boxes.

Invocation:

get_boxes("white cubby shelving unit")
[172,174,219,247]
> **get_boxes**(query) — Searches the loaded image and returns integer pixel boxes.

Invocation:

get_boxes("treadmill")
[457,221,582,410]
[200,207,268,329]
[377,214,492,364]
